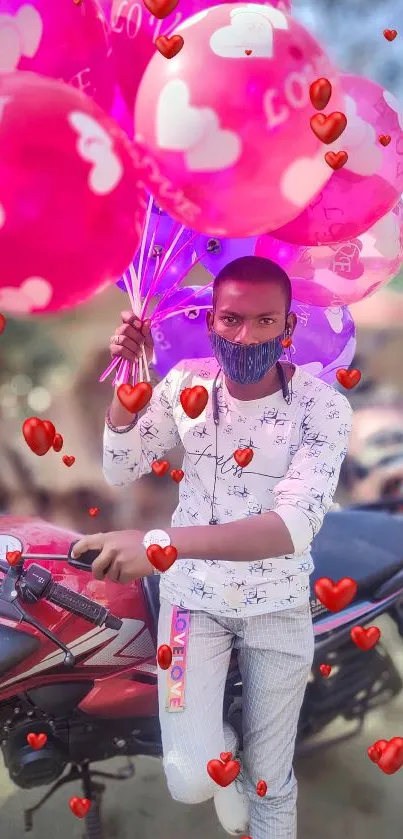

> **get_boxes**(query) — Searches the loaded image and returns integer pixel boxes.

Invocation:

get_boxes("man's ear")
[286,312,297,336]
[206,309,213,332]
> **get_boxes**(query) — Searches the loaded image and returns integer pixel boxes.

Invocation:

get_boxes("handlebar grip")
[68,541,103,572]
[47,582,123,630]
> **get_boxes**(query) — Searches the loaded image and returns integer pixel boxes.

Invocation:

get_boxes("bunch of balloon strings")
[100,196,213,387]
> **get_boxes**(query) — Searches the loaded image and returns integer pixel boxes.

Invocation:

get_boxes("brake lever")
[68,541,102,572]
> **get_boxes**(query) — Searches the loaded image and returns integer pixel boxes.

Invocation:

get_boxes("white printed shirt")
[103,358,353,617]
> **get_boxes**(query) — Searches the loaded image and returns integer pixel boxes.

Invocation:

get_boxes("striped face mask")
[209,330,283,385]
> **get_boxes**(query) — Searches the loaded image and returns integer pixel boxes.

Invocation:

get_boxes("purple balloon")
[290,299,356,384]
[152,286,213,377]
[152,288,356,384]
[194,234,258,276]
[117,211,196,296]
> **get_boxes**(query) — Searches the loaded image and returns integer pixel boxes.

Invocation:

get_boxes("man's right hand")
[110,312,154,365]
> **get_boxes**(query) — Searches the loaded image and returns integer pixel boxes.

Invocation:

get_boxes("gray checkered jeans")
[158,598,314,839]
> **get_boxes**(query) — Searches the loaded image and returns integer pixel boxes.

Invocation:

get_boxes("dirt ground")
[1,614,403,839]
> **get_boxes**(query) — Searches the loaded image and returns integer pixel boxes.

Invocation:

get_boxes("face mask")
[209,330,284,384]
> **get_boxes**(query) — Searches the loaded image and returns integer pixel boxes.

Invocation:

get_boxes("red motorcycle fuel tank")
[0,517,158,716]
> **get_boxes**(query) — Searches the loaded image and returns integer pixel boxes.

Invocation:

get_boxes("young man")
[73,256,353,839]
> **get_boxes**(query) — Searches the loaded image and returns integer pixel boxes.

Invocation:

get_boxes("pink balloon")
[273,73,403,246]
[0,72,146,314]
[133,3,344,237]
[0,0,114,109]
[111,0,291,112]
[256,201,403,306]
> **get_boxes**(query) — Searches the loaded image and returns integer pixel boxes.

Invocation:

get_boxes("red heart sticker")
[152,459,170,477]
[379,134,391,146]
[336,368,361,389]
[220,752,233,764]
[157,644,173,670]
[256,779,267,797]
[310,112,347,144]
[367,738,403,774]
[245,49,252,55]
[309,78,332,111]
[27,732,48,750]
[117,382,152,414]
[89,507,99,517]
[234,448,254,468]
[383,29,397,41]
[6,550,22,566]
[22,417,54,456]
[325,150,348,171]
[171,469,184,483]
[144,0,178,18]
[62,455,75,468]
[155,34,184,59]
[319,664,332,678]
[180,386,209,419]
[146,544,178,572]
[314,577,358,612]
[52,433,64,452]
[69,797,92,818]
[0,313,6,334]
[350,625,381,651]
[207,758,241,787]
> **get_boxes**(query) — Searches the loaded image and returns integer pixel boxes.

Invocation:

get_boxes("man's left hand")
[72,531,153,583]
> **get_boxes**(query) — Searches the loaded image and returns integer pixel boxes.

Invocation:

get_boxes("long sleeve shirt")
[103,358,352,616]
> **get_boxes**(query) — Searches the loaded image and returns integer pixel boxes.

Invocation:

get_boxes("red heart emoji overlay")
[336,368,361,389]
[325,150,348,171]
[62,455,75,468]
[155,34,184,59]
[43,420,56,444]
[207,758,241,787]
[152,459,170,477]
[383,29,397,41]
[180,386,209,419]
[378,134,391,146]
[309,78,332,111]
[23,417,54,456]
[220,752,233,764]
[52,433,64,452]
[310,112,347,145]
[6,550,22,567]
[144,0,179,18]
[89,507,99,517]
[350,625,381,651]
[69,797,92,818]
[146,544,178,572]
[0,313,6,334]
[171,469,184,483]
[27,732,48,750]
[157,644,173,670]
[314,577,358,612]
[368,738,403,774]
[319,664,332,678]
[117,382,153,414]
[245,49,252,55]
[256,779,267,797]
[234,448,254,468]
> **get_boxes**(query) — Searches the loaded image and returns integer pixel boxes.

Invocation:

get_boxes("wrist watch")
[142,529,171,575]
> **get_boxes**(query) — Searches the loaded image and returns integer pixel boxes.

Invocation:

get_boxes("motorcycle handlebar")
[46,581,122,630]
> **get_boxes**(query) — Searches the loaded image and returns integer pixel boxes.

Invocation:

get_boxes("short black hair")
[213,255,292,313]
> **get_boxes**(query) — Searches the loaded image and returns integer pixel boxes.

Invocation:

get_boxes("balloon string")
[99,356,120,383]
[127,262,151,383]
[152,282,213,326]
[151,252,204,319]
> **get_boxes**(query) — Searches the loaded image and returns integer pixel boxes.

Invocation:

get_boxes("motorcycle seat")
[142,510,403,636]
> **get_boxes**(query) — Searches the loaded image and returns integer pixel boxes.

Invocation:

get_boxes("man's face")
[207,278,291,345]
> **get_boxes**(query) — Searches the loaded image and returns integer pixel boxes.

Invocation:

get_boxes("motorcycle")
[0,502,403,838]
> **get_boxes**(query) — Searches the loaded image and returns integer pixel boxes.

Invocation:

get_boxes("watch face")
[144,529,170,549]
